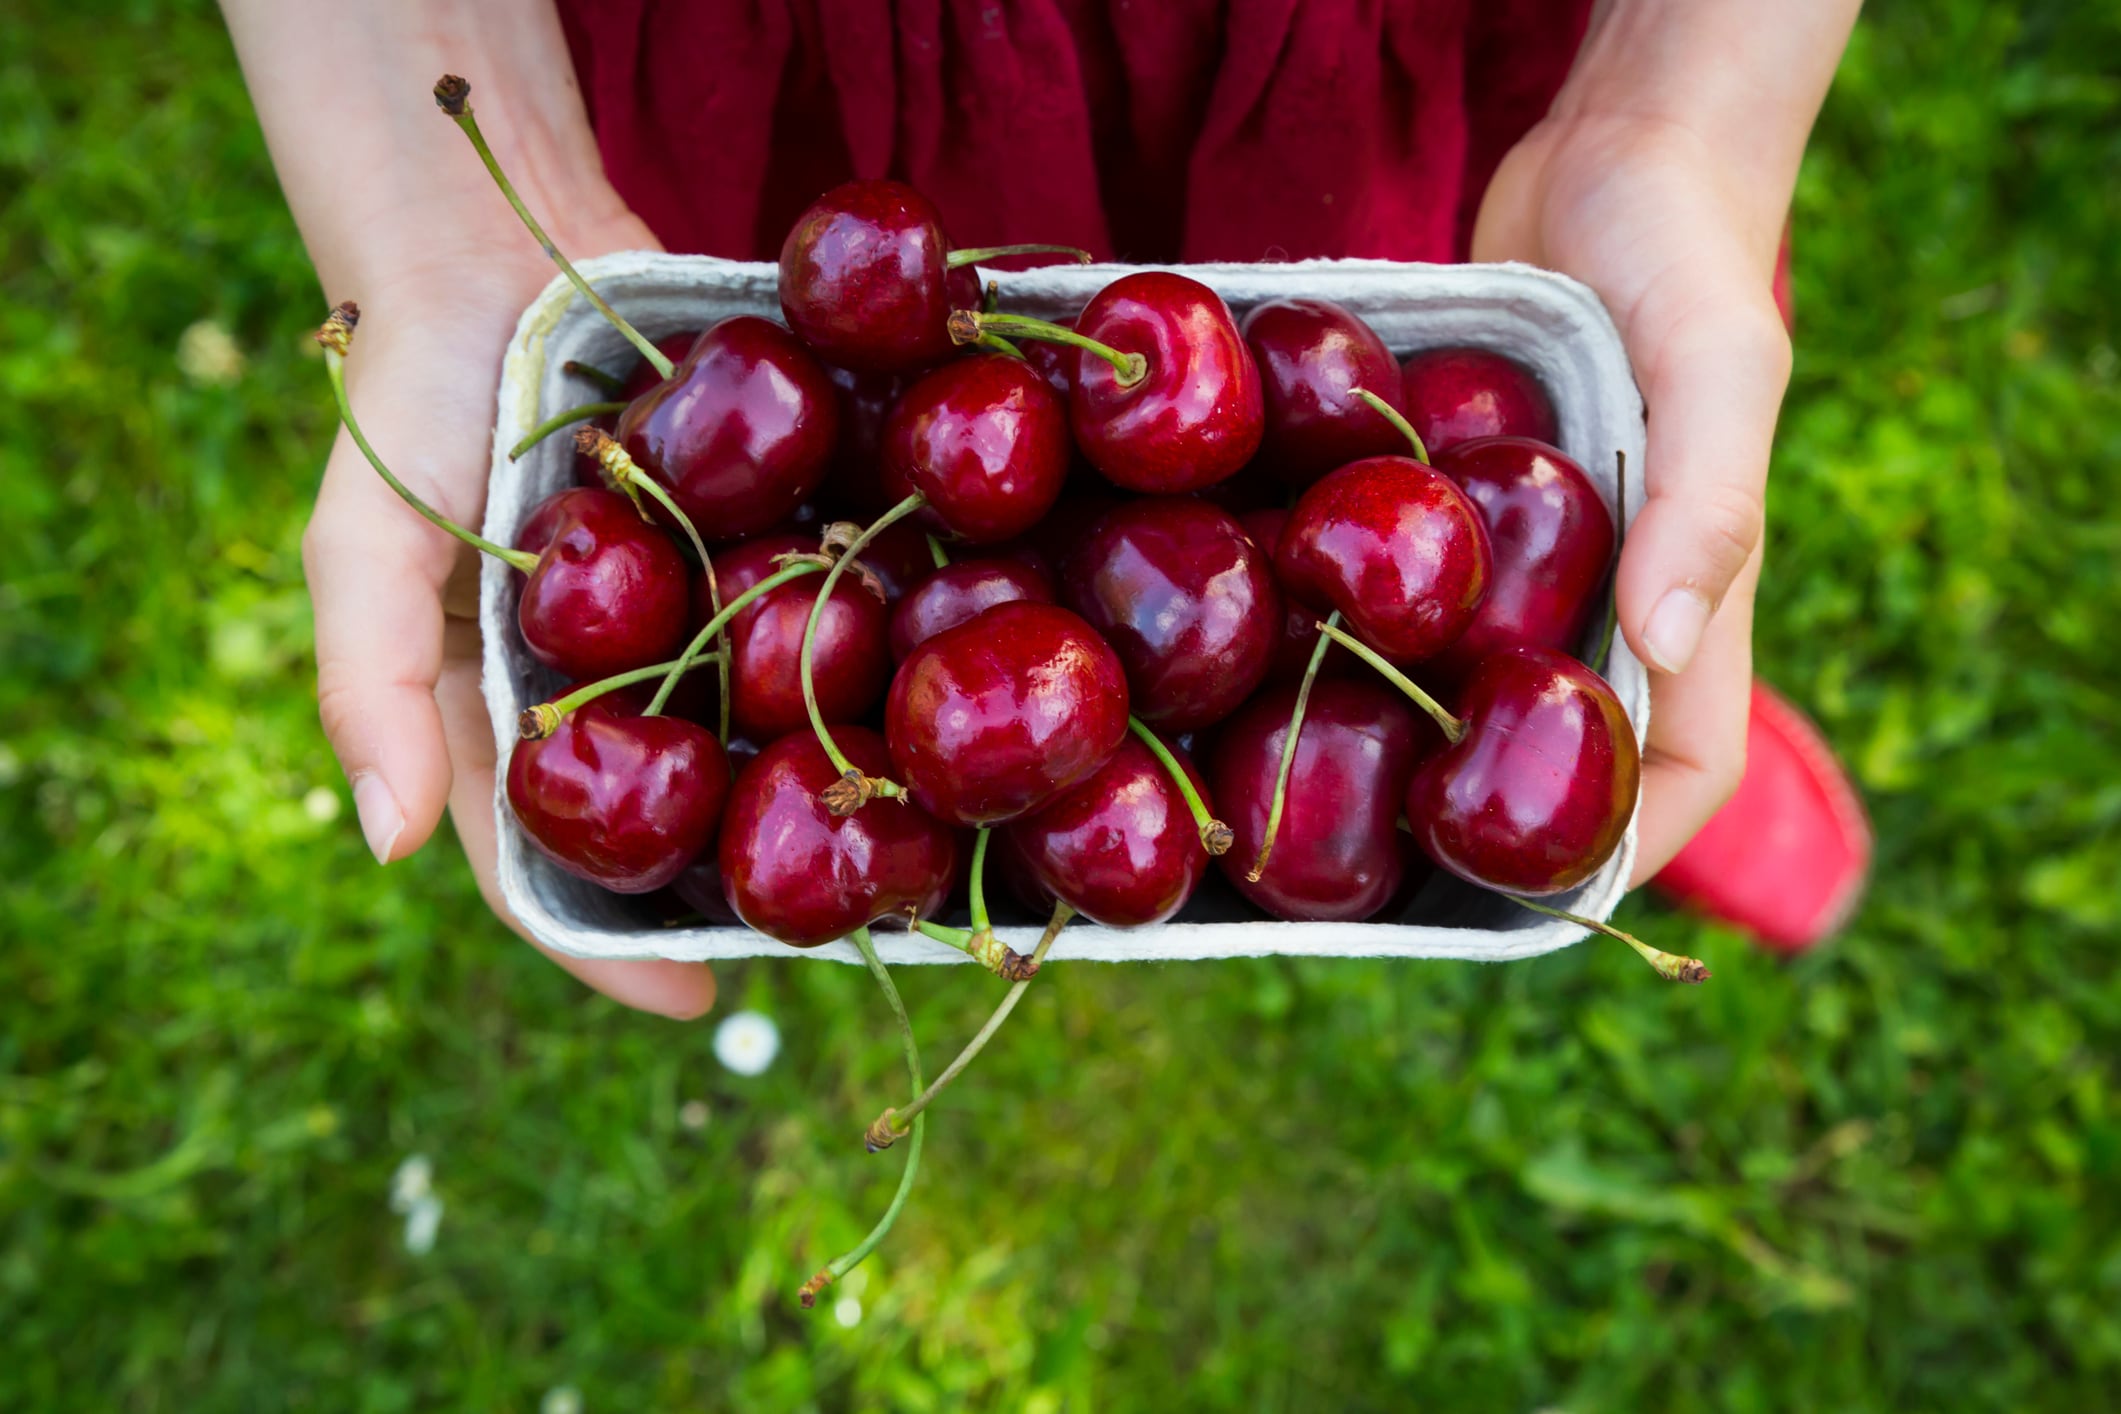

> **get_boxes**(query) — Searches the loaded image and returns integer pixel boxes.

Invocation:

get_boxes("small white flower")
[388,1153,432,1211]
[176,319,245,386]
[402,1194,444,1255]
[713,1011,780,1076]
[833,1296,862,1328]
[540,1387,583,1414]
[303,785,341,823]
[678,1099,710,1131]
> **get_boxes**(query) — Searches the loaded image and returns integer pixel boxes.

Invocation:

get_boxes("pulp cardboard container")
[484,255,1648,967]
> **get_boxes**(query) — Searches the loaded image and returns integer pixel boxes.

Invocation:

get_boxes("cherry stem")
[866,901,1074,1152]
[1508,895,1711,984]
[945,243,1094,270]
[515,653,722,739]
[1128,717,1232,856]
[803,495,923,811]
[910,916,1035,981]
[975,332,1028,361]
[946,310,1146,387]
[800,927,925,1309]
[1348,387,1429,465]
[1247,609,1339,883]
[967,830,992,934]
[316,308,538,574]
[562,359,627,396]
[981,280,1001,316]
[646,560,823,716]
[1314,621,1465,742]
[1594,450,1625,675]
[432,76,674,381]
[925,534,951,571]
[508,400,627,460]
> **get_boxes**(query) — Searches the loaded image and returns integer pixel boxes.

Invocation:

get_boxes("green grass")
[3,3,2119,1408]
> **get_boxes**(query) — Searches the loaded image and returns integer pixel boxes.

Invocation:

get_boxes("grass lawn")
[3,2,2118,1408]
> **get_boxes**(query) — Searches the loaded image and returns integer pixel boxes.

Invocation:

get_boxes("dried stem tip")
[432,74,470,117]
[1202,820,1235,856]
[968,928,1039,981]
[517,703,562,740]
[864,1110,903,1153]
[820,769,876,817]
[945,310,984,347]
[314,301,360,355]
[797,1270,831,1309]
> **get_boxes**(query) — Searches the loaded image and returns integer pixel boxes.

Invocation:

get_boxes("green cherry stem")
[967,830,992,934]
[1247,609,1339,883]
[1347,386,1429,465]
[925,534,951,571]
[315,305,537,574]
[561,359,628,396]
[515,653,722,739]
[945,243,1094,269]
[432,75,674,382]
[1314,621,1465,743]
[975,332,1028,361]
[910,914,1037,982]
[807,495,925,815]
[1508,895,1711,984]
[508,400,627,460]
[799,927,925,1310]
[1594,449,1626,676]
[1128,717,1232,856]
[945,309,1146,387]
[646,560,825,716]
[866,900,1074,1152]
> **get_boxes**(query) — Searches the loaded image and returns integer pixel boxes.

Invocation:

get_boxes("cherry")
[1020,318,1075,398]
[666,735,763,925]
[1239,508,1350,682]
[1242,298,1409,487]
[999,735,1212,928]
[1399,348,1558,455]
[884,601,1130,826]
[843,516,936,604]
[818,364,917,520]
[505,686,729,895]
[1064,497,1279,730]
[621,333,700,400]
[510,487,692,680]
[1209,678,1427,922]
[889,557,1056,662]
[616,315,840,541]
[1400,645,1640,896]
[705,534,890,743]
[953,271,1264,493]
[719,727,963,946]
[1275,452,1493,664]
[880,353,1071,544]
[1426,436,1615,682]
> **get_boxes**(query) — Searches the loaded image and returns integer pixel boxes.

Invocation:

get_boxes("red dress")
[557,0,1590,264]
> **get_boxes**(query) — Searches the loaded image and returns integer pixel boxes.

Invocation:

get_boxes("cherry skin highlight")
[778,179,982,373]
[1065,498,1280,730]
[999,735,1213,928]
[1399,347,1558,455]
[888,557,1056,662]
[704,534,889,743]
[1404,646,1640,896]
[513,487,691,680]
[1242,298,1409,487]
[885,601,1130,827]
[880,353,1071,544]
[719,727,962,947]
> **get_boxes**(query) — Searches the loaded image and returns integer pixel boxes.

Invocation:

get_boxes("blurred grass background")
[3,2,2119,1408]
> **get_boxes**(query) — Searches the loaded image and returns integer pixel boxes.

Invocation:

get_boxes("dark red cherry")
[1064,498,1279,730]
[616,315,839,541]
[622,331,703,400]
[1276,456,1492,664]
[1404,647,1639,895]
[513,487,691,679]
[1068,271,1264,494]
[719,727,962,946]
[818,364,917,520]
[506,688,729,895]
[1399,348,1558,455]
[703,534,889,743]
[1240,508,1349,682]
[1021,318,1075,399]
[1210,679,1428,921]
[845,517,934,604]
[1427,437,1615,681]
[666,734,763,925]
[880,354,1070,543]
[778,180,982,374]
[999,735,1212,928]
[885,601,1130,826]
[888,558,1056,662]
[1242,298,1408,487]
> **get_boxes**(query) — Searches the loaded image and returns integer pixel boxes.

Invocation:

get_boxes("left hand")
[1473,112,1793,885]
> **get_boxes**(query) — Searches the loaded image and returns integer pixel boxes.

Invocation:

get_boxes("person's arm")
[222,0,714,1017]
[1472,0,1863,883]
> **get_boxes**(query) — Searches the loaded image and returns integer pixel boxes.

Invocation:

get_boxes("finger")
[435,613,718,1021]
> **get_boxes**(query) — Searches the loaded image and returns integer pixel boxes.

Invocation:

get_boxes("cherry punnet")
[949,271,1265,494]
[1427,436,1616,682]
[707,533,891,743]
[778,178,1091,374]
[1242,298,1410,487]
[1400,347,1559,455]
[879,353,1072,544]
[889,556,1056,662]
[1064,497,1280,730]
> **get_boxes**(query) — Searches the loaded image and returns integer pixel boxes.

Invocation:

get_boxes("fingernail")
[352,772,405,865]
[1642,588,1712,674]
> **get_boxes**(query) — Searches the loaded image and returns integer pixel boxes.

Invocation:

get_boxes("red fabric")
[556,0,1592,263]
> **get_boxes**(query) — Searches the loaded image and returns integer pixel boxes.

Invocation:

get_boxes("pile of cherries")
[317,76,1708,1311]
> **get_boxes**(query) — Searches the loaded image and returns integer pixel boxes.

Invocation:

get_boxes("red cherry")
[1020,318,1075,399]
[1399,348,1558,455]
[818,363,918,520]
[1242,298,1409,487]
[506,688,729,895]
[999,736,1212,928]
[1210,678,1428,922]
[665,734,765,925]
[1404,647,1640,896]
[616,315,840,541]
[1064,498,1279,730]
[880,354,1070,544]
[843,516,936,604]
[1239,507,1350,682]
[778,180,982,374]
[884,602,1130,827]
[719,727,963,946]
[513,487,691,680]
[888,558,1056,662]
[1427,436,1615,681]
[704,535,889,743]
[1275,455,1493,663]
